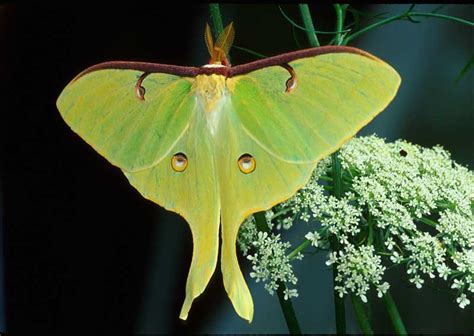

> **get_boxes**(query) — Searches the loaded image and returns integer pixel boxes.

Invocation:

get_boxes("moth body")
[193,74,230,137]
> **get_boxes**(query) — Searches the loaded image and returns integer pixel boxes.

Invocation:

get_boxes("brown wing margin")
[72,46,375,80]
[229,45,377,76]
[72,61,206,81]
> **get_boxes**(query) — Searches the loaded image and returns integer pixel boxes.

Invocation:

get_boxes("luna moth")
[56,22,401,322]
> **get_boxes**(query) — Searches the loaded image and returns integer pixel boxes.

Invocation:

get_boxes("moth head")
[204,22,234,66]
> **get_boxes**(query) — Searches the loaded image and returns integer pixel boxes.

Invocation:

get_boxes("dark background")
[0,3,472,334]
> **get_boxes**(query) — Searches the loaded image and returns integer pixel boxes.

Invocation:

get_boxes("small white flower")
[305,231,321,247]
[410,275,424,289]
[385,237,395,250]
[451,279,464,290]
[359,294,368,303]
[295,252,304,260]
[377,282,390,298]
[390,251,404,264]
[283,288,299,300]
[335,285,348,298]
[326,252,338,266]
[468,283,474,293]
[300,212,311,222]
[437,264,451,280]
[407,264,417,275]
[456,293,470,309]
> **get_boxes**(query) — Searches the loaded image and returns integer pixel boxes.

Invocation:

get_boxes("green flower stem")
[345,12,407,44]
[419,216,438,228]
[254,211,270,233]
[209,4,224,39]
[351,294,374,335]
[382,290,408,335]
[409,11,474,26]
[254,212,302,334]
[277,284,302,335]
[333,4,347,46]
[319,175,333,182]
[330,152,346,334]
[232,45,267,59]
[344,9,474,44]
[455,55,474,83]
[279,6,350,36]
[331,253,346,334]
[209,3,232,64]
[331,152,343,197]
[271,208,292,220]
[288,239,311,260]
[367,211,374,245]
[298,5,320,47]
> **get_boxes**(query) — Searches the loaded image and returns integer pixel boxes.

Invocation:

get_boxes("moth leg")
[135,72,150,100]
[281,64,297,93]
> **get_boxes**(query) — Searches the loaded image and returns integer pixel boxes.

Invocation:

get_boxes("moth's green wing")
[57,70,220,320]
[219,51,401,321]
[215,105,314,322]
[57,70,194,171]
[229,52,401,163]
[124,109,220,320]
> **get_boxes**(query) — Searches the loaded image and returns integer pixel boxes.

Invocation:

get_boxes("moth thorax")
[202,63,225,68]
[193,74,227,114]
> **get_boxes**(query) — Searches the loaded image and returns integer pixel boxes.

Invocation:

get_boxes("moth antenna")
[206,22,234,65]
[205,23,214,58]
[215,22,235,58]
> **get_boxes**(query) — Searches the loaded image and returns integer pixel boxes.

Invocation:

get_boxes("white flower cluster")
[237,215,259,256]
[451,249,474,308]
[237,135,473,309]
[269,160,329,230]
[338,135,473,308]
[316,194,362,245]
[438,210,474,249]
[246,231,300,297]
[328,245,390,302]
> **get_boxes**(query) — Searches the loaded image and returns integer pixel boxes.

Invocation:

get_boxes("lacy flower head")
[238,134,473,309]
